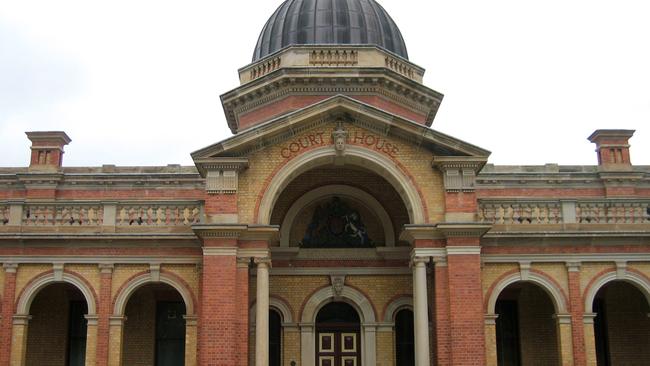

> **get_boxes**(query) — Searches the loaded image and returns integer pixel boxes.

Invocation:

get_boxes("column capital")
[553,313,572,324]
[12,314,32,325]
[565,261,581,272]
[484,314,499,325]
[254,257,272,268]
[432,256,448,267]
[583,313,597,324]
[98,263,114,275]
[2,263,18,273]
[410,256,430,267]
[84,315,99,326]
[183,315,199,327]
[236,257,251,268]
[109,316,127,326]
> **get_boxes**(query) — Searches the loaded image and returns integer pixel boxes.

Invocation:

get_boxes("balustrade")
[116,204,201,226]
[22,204,104,226]
[0,205,8,225]
[577,201,650,224]
[478,201,563,224]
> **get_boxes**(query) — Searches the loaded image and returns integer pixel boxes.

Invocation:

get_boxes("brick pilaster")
[433,257,451,366]
[567,262,586,366]
[446,244,485,366]
[438,224,490,366]
[96,264,113,366]
[199,240,239,365]
[236,257,250,366]
[0,263,18,366]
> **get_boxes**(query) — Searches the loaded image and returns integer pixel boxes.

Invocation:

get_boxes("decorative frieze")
[478,201,563,225]
[22,204,104,226]
[117,203,201,226]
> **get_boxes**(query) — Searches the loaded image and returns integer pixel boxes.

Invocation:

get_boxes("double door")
[316,326,360,366]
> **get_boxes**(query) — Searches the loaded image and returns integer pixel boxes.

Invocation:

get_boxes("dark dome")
[253,0,409,61]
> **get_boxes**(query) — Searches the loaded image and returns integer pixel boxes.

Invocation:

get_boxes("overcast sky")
[1,0,649,167]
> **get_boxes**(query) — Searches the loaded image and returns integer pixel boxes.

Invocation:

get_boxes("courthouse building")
[1,0,649,365]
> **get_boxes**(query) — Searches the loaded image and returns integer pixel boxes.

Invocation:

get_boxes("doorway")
[316,302,361,366]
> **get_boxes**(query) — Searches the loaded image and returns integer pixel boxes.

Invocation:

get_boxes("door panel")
[316,329,360,366]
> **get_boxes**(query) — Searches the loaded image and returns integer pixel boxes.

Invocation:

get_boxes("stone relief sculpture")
[301,197,372,248]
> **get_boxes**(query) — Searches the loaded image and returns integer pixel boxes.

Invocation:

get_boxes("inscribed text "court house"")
[280,131,400,159]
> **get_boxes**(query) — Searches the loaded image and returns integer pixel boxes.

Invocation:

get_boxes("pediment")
[192,95,490,174]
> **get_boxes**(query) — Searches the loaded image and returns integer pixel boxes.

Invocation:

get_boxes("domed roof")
[253,0,409,61]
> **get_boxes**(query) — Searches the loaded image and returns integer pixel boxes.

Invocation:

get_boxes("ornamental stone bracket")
[193,158,249,194]
[192,224,279,251]
[436,223,492,239]
[432,156,488,192]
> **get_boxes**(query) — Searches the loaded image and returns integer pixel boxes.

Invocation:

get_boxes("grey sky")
[1,0,649,167]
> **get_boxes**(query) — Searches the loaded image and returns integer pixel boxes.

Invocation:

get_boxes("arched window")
[269,309,282,366]
[395,308,414,366]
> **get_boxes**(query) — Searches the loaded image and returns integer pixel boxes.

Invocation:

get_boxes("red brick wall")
[446,252,485,366]
[200,252,239,365]
[602,282,650,366]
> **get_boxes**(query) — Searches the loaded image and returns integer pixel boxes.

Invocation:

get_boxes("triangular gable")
[191,95,490,162]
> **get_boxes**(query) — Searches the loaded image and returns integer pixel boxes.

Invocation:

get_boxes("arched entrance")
[494,282,561,366]
[316,302,361,366]
[121,283,187,366]
[592,281,650,365]
[24,283,89,366]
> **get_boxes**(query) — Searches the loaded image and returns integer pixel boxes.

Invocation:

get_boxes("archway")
[300,286,376,366]
[258,145,426,225]
[315,302,361,366]
[493,282,561,366]
[592,281,650,365]
[24,283,89,366]
[121,283,187,366]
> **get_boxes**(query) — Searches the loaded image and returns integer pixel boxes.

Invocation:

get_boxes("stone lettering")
[280,130,399,159]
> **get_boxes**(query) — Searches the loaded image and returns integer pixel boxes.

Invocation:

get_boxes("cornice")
[193,157,249,177]
[436,223,492,238]
[220,69,444,134]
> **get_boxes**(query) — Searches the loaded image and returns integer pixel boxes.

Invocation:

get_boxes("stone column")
[583,313,597,366]
[412,256,431,366]
[184,316,199,366]
[107,316,126,366]
[255,258,271,366]
[555,314,575,366]
[1,263,18,366]
[85,316,99,366]
[9,315,31,366]
[484,314,499,365]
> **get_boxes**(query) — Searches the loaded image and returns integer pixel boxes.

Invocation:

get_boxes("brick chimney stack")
[588,129,635,171]
[26,131,71,171]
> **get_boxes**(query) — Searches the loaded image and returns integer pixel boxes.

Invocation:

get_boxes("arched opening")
[394,308,414,366]
[316,302,361,366]
[121,283,187,366]
[270,165,410,248]
[25,283,88,366]
[269,308,282,366]
[593,281,650,366]
[495,282,560,366]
